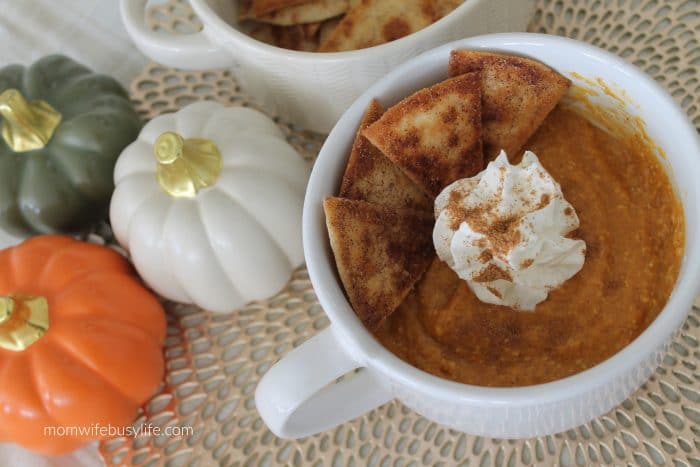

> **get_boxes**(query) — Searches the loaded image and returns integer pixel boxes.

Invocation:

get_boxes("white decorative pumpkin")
[110,101,309,312]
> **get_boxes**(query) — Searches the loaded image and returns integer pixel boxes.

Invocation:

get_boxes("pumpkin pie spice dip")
[376,107,684,387]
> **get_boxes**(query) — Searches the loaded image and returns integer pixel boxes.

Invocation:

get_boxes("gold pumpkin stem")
[0,294,49,352]
[0,89,62,152]
[154,131,223,198]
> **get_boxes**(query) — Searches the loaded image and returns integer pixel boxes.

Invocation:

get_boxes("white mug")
[255,34,700,440]
[120,0,534,133]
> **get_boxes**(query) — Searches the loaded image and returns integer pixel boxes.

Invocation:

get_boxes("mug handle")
[255,327,393,438]
[120,0,231,70]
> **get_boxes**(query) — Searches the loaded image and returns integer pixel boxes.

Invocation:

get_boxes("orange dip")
[375,106,685,387]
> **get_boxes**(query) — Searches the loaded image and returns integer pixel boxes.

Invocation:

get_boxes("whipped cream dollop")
[433,151,586,311]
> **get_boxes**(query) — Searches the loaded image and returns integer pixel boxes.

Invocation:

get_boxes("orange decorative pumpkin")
[0,236,166,454]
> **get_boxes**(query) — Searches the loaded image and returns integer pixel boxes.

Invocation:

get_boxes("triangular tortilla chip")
[243,0,348,25]
[242,21,319,51]
[449,50,571,159]
[340,99,432,211]
[362,72,484,197]
[302,21,322,37]
[318,16,341,44]
[437,0,464,16]
[324,197,434,328]
[319,0,462,52]
[248,0,310,17]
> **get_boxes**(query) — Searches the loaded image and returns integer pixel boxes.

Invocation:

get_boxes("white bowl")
[255,33,700,440]
[120,0,534,133]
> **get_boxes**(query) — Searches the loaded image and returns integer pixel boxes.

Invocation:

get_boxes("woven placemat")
[100,1,700,466]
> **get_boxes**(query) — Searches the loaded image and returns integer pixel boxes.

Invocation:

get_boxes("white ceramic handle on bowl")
[120,0,230,70]
[255,328,392,438]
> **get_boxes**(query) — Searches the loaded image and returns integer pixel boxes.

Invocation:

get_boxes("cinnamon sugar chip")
[244,21,321,50]
[244,0,349,25]
[318,0,462,52]
[248,0,309,17]
[362,73,484,197]
[324,197,434,329]
[339,100,432,212]
[449,50,571,160]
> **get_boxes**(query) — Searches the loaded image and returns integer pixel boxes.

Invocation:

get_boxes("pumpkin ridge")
[52,271,166,342]
[36,140,91,196]
[222,166,305,258]
[116,116,178,182]
[226,164,307,200]
[62,71,123,90]
[47,270,111,303]
[46,132,114,208]
[17,155,87,234]
[26,347,65,437]
[51,70,92,95]
[48,320,159,407]
[19,66,34,100]
[110,175,164,252]
[161,200,244,308]
[54,110,136,156]
[40,151,109,205]
[58,94,135,121]
[150,197,195,303]
[1,250,19,292]
[194,200,246,301]
[218,135,309,193]
[213,174,297,267]
[27,56,90,98]
[35,243,126,294]
[223,162,307,196]
[0,357,13,440]
[31,336,143,434]
[0,351,83,451]
[51,74,128,110]
[10,237,73,291]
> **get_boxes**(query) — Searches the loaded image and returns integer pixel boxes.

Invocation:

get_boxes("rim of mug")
[303,33,700,406]
[188,0,492,60]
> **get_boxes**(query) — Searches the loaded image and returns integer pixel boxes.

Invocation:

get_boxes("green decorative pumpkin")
[0,55,141,246]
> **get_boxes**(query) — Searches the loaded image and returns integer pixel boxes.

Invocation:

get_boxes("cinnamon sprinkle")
[446,189,476,230]
[471,213,520,257]
[445,189,522,258]
[487,286,503,298]
[473,264,512,283]
[479,249,493,263]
